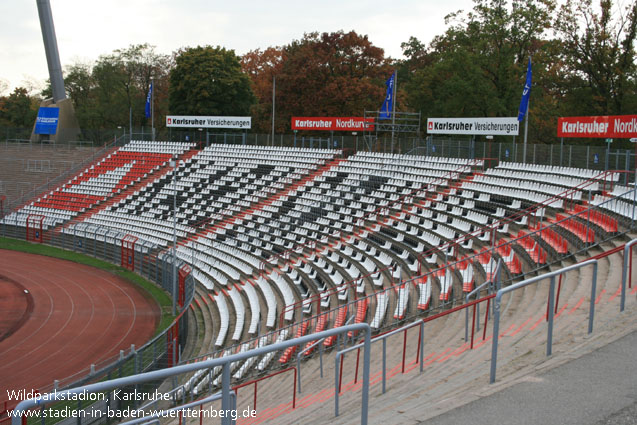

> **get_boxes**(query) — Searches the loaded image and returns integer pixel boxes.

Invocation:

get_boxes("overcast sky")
[0,0,473,95]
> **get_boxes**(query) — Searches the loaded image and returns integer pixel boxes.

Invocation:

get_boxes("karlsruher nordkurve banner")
[557,115,637,138]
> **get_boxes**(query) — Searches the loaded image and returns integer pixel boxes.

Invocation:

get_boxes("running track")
[0,249,159,396]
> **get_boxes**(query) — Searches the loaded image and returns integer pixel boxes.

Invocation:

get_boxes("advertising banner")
[166,116,251,129]
[557,115,637,138]
[34,107,60,135]
[291,117,375,131]
[427,117,519,135]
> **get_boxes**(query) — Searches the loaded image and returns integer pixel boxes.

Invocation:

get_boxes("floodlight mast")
[36,0,66,103]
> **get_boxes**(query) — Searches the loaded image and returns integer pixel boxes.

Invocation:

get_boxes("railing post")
[620,241,636,313]
[589,262,598,334]
[221,362,231,425]
[296,353,302,393]
[547,276,556,356]
[334,354,340,417]
[464,294,470,342]
[401,329,407,373]
[382,337,387,394]
[361,325,371,425]
[419,321,425,373]
[489,294,501,384]
[470,303,477,349]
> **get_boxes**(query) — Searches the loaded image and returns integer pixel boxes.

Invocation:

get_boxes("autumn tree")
[259,31,392,133]
[241,47,284,132]
[169,46,255,117]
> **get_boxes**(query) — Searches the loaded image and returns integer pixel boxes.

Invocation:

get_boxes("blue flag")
[517,58,532,121]
[380,72,395,120]
[145,81,153,118]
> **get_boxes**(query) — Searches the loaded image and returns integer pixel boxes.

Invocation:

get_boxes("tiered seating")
[6,141,629,398]
[278,320,311,364]
[530,224,568,255]
[566,204,618,233]
[348,298,369,337]
[459,263,475,292]
[438,268,453,302]
[477,248,498,280]
[257,329,289,371]
[1,141,194,229]
[212,292,230,347]
[303,313,329,355]
[516,230,548,264]
[496,244,522,274]
[227,286,245,341]
[550,213,595,244]
[592,193,635,220]
[371,291,389,329]
[393,284,409,319]
[416,276,432,310]
[242,282,261,335]
[323,305,348,347]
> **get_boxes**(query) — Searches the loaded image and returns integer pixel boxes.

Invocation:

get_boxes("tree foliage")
[92,44,172,129]
[243,31,392,132]
[169,46,255,116]
[404,1,556,129]
[555,0,637,115]
[0,87,38,128]
[240,47,284,132]
[2,0,634,146]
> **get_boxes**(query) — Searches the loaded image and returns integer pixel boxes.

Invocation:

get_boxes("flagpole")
[271,75,275,146]
[522,97,529,163]
[151,77,155,141]
[391,70,396,153]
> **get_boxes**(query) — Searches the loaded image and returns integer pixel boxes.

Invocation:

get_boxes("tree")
[555,0,637,116]
[403,0,559,142]
[262,31,391,133]
[0,87,38,128]
[169,46,255,117]
[93,44,172,130]
[241,47,284,132]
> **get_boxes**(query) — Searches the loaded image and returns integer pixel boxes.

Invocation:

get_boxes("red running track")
[0,249,159,396]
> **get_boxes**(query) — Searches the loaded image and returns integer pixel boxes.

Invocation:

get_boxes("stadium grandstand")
[1,138,636,425]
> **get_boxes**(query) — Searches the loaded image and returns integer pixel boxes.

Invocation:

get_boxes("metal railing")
[10,324,372,425]
[489,259,599,383]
